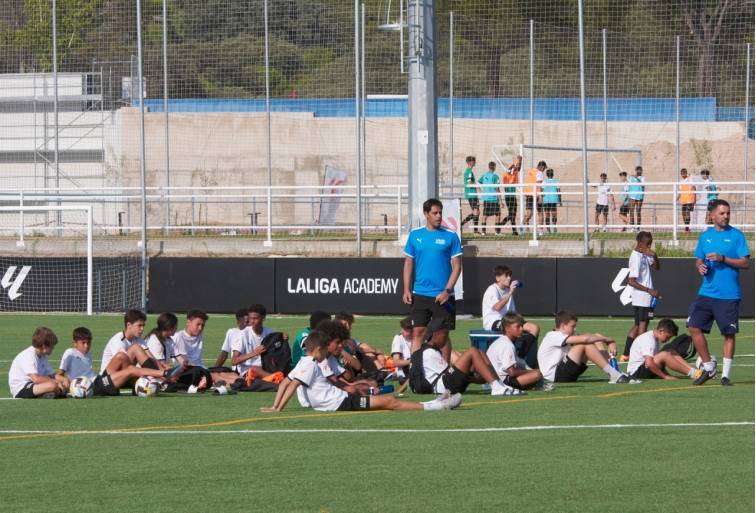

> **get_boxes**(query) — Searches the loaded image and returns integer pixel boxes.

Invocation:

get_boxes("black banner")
[148,258,275,313]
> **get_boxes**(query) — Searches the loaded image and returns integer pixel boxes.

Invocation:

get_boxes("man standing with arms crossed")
[689,199,750,386]
[403,198,463,361]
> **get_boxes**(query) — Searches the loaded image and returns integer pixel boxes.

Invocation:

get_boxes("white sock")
[687,368,696,378]
[422,399,441,411]
[703,360,716,372]
[722,358,733,379]
[603,365,621,379]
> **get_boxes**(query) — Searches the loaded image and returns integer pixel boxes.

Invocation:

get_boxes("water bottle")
[649,296,659,310]
[704,258,714,275]
[609,355,620,371]
[369,384,395,395]
[515,281,524,288]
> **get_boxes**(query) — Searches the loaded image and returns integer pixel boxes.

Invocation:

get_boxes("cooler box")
[469,329,500,351]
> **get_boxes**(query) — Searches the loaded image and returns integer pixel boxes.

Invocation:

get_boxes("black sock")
[141,358,159,370]
[623,336,634,357]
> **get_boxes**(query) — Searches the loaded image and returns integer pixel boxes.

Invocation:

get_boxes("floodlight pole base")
[670,240,680,247]
[528,240,540,247]
[263,240,273,247]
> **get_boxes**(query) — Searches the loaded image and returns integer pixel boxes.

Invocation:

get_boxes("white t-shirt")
[101,332,144,373]
[288,356,347,412]
[8,346,54,397]
[173,330,205,368]
[537,331,570,382]
[481,283,516,330]
[58,348,95,379]
[486,335,518,381]
[230,326,272,375]
[692,176,708,205]
[318,355,346,379]
[627,330,658,375]
[628,250,654,307]
[390,334,411,361]
[421,346,450,394]
[596,184,612,206]
[221,327,242,353]
[144,333,175,362]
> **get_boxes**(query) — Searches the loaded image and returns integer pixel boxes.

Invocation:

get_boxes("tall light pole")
[407,0,438,228]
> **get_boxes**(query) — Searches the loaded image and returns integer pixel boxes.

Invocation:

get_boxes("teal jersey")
[478,171,500,203]
[542,178,560,204]
[463,168,476,199]
[291,327,310,366]
[705,180,718,201]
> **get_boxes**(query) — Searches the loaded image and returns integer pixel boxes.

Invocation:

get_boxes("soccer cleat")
[490,380,525,396]
[609,373,631,384]
[439,392,463,410]
[720,377,733,386]
[533,380,555,392]
[692,368,717,385]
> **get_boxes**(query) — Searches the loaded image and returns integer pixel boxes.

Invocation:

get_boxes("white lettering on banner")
[1,265,31,301]
[287,277,399,295]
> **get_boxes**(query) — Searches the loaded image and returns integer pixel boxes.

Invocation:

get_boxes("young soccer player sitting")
[390,317,413,393]
[231,304,273,379]
[421,322,524,396]
[214,308,248,367]
[334,312,387,374]
[316,319,380,395]
[143,312,178,367]
[292,310,331,366]
[537,310,632,384]
[261,330,461,413]
[487,313,545,390]
[626,318,703,381]
[9,327,69,398]
[60,325,169,397]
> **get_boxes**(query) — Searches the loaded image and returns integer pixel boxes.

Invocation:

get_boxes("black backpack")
[408,343,448,394]
[261,332,292,375]
[661,334,697,361]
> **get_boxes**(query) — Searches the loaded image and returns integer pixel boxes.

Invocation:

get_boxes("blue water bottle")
[704,258,714,275]
[649,296,659,310]
[516,281,524,288]
[609,355,620,371]
[369,385,395,395]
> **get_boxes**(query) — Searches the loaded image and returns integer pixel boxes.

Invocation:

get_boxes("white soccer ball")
[695,354,717,369]
[69,376,94,399]
[134,376,160,397]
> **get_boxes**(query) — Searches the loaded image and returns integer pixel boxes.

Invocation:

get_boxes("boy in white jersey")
[143,312,178,365]
[621,231,660,361]
[538,310,632,384]
[262,331,461,413]
[214,308,248,367]
[593,172,615,232]
[627,318,702,381]
[64,325,169,396]
[9,327,68,398]
[487,313,544,390]
[421,319,524,396]
[316,319,379,395]
[99,310,177,396]
[481,265,540,367]
[390,317,413,387]
[231,304,274,378]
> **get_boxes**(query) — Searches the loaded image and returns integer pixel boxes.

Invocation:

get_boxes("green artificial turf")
[0,314,752,513]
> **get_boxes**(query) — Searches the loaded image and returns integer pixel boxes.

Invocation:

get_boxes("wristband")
[720,255,725,263]
[445,288,453,295]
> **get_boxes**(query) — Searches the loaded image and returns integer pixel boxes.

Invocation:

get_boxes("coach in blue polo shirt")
[402,198,463,359]
[688,199,750,386]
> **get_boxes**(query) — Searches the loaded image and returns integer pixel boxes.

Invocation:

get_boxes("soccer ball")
[69,376,94,399]
[695,354,717,369]
[134,376,160,397]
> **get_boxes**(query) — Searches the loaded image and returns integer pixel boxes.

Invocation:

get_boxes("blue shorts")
[687,296,740,335]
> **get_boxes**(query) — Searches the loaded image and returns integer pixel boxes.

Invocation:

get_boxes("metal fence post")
[672,183,679,245]
[136,0,148,310]
[577,0,590,255]
[162,0,171,234]
[529,19,535,166]
[263,0,273,249]
[449,11,454,199]
[676,35,681,177]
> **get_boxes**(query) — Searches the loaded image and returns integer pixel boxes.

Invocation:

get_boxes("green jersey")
[463,167,476,199]
[291,327,310,366]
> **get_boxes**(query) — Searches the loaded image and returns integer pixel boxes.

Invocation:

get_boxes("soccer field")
[0,313,753,513]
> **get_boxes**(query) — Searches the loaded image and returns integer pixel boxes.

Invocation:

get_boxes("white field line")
[0,421,751,436]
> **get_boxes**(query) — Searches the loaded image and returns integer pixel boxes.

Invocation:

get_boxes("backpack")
[261,332,292,375]
[660,334,697,361]
[408,343,448,395]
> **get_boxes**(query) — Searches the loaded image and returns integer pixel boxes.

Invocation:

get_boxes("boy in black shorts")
[626,318,702,381]
[261,331,461,413]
